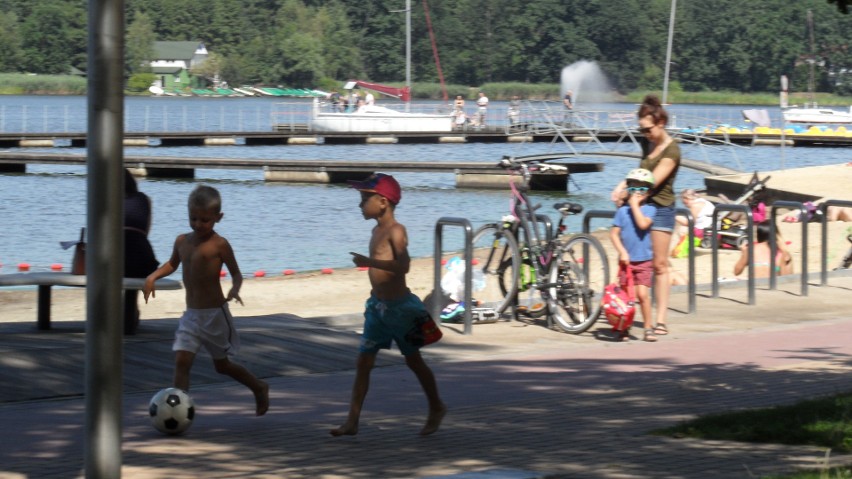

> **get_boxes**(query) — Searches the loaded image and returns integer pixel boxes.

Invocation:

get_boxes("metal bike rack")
[769,201,807,295]
[535,214,553,243]
[433,217,474,335]
[675,208,697,313]
[581,210,615,279]
[710,205,754,304]
[583,209,696,314]
[820,199,852,285]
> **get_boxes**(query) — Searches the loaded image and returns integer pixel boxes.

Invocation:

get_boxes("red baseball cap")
[348,173,401,205]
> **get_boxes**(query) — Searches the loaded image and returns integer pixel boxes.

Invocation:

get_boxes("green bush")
[126,73,156,93]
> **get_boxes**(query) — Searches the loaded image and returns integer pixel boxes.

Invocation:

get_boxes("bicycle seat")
[554,202,583,216]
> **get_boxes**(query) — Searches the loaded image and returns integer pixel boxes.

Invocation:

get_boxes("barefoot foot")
[420,404,447,436]
[330,422,358,437]
[254,381,269,416]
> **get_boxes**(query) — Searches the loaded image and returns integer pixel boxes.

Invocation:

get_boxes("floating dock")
[0,151,604,191]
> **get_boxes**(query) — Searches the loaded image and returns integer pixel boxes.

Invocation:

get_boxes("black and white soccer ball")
[149,387,195,435]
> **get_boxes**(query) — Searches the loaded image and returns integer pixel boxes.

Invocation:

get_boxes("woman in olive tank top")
[610,95,680,336]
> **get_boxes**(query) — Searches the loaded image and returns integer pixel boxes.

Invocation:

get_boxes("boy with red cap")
[330,173,446,437]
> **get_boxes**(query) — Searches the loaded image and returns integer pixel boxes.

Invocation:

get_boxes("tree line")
[0,0,849,96]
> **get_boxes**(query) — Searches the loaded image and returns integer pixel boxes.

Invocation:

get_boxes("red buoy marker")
[321,268,334,274]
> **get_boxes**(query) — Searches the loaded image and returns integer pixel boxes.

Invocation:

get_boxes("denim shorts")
[650,204,675,232]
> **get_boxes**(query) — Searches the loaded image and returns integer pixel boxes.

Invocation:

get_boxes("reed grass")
[626,89,852,107]
[0,73,86,95]
[2,73,851,108]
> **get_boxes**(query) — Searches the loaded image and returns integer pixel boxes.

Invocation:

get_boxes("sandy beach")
[1,220,848,326]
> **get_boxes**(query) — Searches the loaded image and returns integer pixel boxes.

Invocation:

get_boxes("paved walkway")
[1,274,852,479]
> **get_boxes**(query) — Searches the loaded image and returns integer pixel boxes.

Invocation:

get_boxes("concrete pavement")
[1,273,852,478]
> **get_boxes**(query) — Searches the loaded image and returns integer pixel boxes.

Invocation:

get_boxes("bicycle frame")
[507,169,556,277]
[489,156,609,334]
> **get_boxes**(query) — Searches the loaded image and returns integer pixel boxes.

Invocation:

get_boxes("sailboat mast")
[807,9,815,106]
[406,0,411,110]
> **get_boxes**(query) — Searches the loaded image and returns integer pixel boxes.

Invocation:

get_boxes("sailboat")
[309,0,453,133]
[781,10,852,125]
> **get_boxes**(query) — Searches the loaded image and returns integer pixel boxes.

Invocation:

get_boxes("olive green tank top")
[639,141,681,207]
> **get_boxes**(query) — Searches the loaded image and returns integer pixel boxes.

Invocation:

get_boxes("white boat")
[779,10,852,126]
[782,105,852,125]
[310,98,452,133]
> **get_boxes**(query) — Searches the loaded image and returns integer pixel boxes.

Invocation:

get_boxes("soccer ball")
[149,388,195,435]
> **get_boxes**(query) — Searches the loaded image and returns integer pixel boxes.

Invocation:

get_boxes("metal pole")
[85,0,125,475]
[662,0,677,105]
[406,0,411,112]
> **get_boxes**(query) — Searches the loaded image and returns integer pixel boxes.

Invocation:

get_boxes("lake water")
[0,95,847,276]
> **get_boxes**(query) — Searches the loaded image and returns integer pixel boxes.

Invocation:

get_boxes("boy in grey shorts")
[144,185,269,416]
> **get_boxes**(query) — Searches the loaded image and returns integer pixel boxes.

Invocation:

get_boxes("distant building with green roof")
[150,41,208,92]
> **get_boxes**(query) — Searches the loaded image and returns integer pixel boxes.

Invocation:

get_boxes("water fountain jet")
[560,61,613,105]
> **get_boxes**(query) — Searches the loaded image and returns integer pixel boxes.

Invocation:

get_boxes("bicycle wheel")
[471,224,520,316]
[546,234,609,334]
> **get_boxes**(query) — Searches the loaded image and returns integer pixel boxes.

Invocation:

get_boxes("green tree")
[317,0,365,82]
[19,3,76,74]
[0,12,23,72]
[126,11,156,76]
[191,51,226,85]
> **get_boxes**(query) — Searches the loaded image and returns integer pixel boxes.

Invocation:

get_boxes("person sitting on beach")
[670,188,715,257]
[783,200,852,223]
[330,173,446,437]
[733,220,793,279]
[143,184,269,416]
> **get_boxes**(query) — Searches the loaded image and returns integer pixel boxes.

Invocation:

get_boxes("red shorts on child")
[620,260,653,288]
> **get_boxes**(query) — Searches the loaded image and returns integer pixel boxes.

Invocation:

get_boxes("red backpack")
[603,264,636,333]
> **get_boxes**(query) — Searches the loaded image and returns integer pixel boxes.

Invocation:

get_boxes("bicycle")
[468,156,610,334]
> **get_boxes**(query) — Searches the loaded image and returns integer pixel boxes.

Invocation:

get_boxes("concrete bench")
[0,272,182,330]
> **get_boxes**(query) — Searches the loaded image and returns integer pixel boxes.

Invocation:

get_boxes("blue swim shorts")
[650,204,675,232]
[360,292,431,356]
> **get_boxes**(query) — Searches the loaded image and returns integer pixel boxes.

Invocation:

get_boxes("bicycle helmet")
[625,168,655,186]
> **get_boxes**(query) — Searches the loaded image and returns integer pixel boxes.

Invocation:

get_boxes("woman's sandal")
[653,324,669,336]
[643,329,658,342]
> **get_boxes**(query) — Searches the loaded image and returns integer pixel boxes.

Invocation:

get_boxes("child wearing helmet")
[610,168,657,341]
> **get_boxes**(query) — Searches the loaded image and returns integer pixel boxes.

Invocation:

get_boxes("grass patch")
[654,392,852,478]
[654,391,852,451]
[764,467,852,479]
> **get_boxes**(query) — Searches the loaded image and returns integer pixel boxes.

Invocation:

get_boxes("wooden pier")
[0,151,605,191]
[1,127,850,148]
